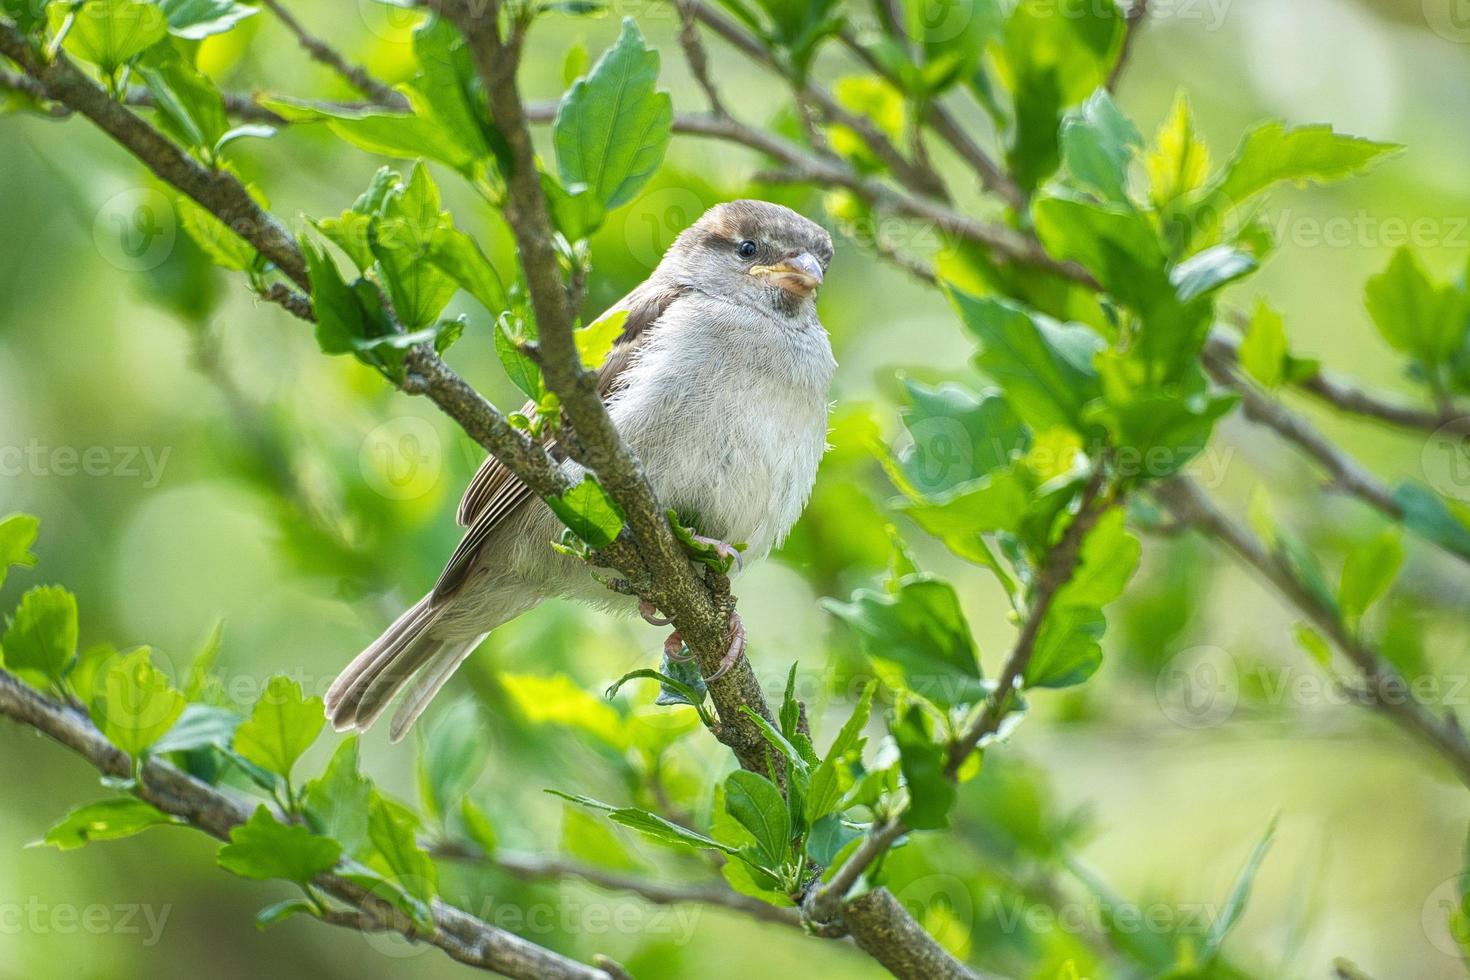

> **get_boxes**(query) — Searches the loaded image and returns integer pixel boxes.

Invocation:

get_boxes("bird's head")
[663,200,833,317]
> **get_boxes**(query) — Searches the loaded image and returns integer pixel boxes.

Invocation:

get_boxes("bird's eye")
[737,240,758,258]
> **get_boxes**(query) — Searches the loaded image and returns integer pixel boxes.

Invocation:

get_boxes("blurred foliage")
[4,0,1470,978]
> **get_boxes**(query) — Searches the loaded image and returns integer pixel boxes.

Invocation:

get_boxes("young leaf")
[1201,815,1278,960]
[416,699,488,825]
[807,681,875,822]
[1339,529,1403,628]
[605,668,713,726]
[50,0,167,76]
[460,798,498,856]
[1058,89,1141,205]
[372,163,458,330]
[158,0,256,39]
[152,704,241,755]
[892,703,956,830]
[724,770,790,869]
[304,737,374,857]
[135,43,228,156]
[254,898,317,930]
[425,227,507,317]
[1238,299,1287,388]
[549,791,740,854]
[804,813,861,867]
[896,378,1030,496]
[824,575,984,709]
[367,794,437,902]
[217,805,342,885]
[1394,483,1470,562]
[177,194,255,271]
[36,798,181,850]
[552,18,673,210]
[545,475,625,549]
[232,675,324,783]
[1146,91,1211,209]
[1214,122,1399,208]
[2,584,77,686]
[1169,245,1256,302]
[255,96,476,176]
[303,239,372,356]
[575,308,628,370]
[90,648,186,759]
[949,291,1104,434]
[1365,247,1467,367]
[0,513,39,589]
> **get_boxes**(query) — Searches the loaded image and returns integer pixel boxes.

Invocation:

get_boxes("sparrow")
[325,200,836,741]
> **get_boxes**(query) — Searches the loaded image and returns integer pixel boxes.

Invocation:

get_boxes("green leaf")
[1145,91,1211,209]
[89,648,186,759]
[372,162,458,330]
[416,699,487,825]
[135,42,228,155]
[1201,815,1277,960]
[545,475,625,549]
[1238,299,1287,388]
[804,814,861,867]
[304,737,374,857]
[158,0,256,39]
[425,227,507,317]
[892,703,955,830]
[460,798,498,856]
[893,467,1031,559]
[950,291,1104,433]
[232,675,324,782]
[575,308,628,370]
[367,794,437,903]
[1214,123,1399,207]
[549,791,739,854]
[254,899,317,930]
[1365,247,1468,367]
[152,704,241,754]
[177,194,255,271]
[0,513,39,589]
[2,585,77,685]
[1058,89,1141,205]
[1293,623,1332,668]
[501,672,629,750]
[824,575,984,709]
[724,770,790,869]
[1170,245,1256,302]
[561,805,643,872]
[494,313,544,400]
[314,211,375,273]
[1339,529,1403,628]
[605,668,713,726]
[552,18,673,210]
[896,378,1030,496]
[408,16,489,160]
[807,681,874,823]
[1031,195,1174,320]
[1394,483,1470,562]
[217,805,342,885]
[255,96,476,176]
[36,798,180,850]
[50,0,167,76]
[303,239,370,356]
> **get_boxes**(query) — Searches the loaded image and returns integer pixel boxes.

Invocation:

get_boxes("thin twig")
[0,670,616,980]
[258,0,408,110]
[432,842,803,928]
[1153,476,1470,788]
[1107,0,1150,91]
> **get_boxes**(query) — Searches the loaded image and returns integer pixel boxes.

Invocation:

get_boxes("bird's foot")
[663,630,694,662]
[638,599,672,627]
[703,612,747,684]
[689,533,745,573]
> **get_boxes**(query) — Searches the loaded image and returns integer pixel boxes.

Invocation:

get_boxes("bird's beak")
[751,252,824,297]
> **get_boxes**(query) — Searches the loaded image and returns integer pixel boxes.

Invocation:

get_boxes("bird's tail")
[324,596,485,742]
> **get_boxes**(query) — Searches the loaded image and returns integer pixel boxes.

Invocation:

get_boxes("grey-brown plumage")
[325,200,836,740]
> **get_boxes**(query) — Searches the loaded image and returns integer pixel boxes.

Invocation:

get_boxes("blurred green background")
[4,0,1470,976]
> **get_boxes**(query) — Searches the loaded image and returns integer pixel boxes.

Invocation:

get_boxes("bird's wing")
[431,280,688,603]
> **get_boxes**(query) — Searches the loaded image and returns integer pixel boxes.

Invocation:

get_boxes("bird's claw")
[663,630,694,662]
[639,599,672,627]
[691,533,745,573]
[703,613,747,684]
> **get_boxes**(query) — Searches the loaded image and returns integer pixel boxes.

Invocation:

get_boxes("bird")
[325,199,836,741]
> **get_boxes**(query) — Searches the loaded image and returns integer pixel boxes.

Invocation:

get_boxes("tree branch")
[807,466,1115,930]
[1152,476,1470,787]
[432,841,804,929]
[257,0,408,110]
[0,670,619,980]
[1106,0,1150,91]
